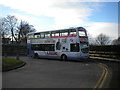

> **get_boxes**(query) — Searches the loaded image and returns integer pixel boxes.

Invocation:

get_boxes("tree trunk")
[4,44,7,58]
[16,43,20,60]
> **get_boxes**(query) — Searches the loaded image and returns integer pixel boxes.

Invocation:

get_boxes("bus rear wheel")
[34,53,39,59]
[61,54,67,61]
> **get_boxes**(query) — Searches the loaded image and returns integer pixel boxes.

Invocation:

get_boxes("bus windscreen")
[79,30,87,37]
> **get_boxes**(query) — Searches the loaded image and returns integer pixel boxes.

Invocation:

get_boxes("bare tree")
[1,15,36,59]
[1,16,36,42]
[87,33,95,45]
[5,15,18,44]
[0,17,11,44]
[2,15,20,59]
[15,20,36,59]
[17,21,36,44]
[112,37,120,45]
[95,34,111,46]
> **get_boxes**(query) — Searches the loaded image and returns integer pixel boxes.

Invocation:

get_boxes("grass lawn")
[2,57,25,71]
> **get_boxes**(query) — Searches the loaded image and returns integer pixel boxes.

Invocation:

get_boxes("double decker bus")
[27,27,89,60]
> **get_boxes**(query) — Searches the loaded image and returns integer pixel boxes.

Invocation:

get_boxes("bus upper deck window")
[60,30,68,36]
[28,34,34,39]
[69,29,76,36]
[45,33,51,38]
[52,31,60,37]
[27,35,30,39]
[40,33,45,38]
[55,33,59,36]
[34,33,40,38]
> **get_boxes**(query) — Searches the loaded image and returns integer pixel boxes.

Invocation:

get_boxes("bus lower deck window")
[70,43,79,52]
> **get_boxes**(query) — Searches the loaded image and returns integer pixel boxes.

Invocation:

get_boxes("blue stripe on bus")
[27,43,34,57]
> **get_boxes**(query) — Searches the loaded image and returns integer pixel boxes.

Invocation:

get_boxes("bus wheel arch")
[34,53,39,59]
[61,54,67,61]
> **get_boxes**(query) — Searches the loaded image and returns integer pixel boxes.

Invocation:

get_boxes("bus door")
[61,38,70,55]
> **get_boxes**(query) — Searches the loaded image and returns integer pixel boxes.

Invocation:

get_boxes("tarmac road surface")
[2,56,111,88]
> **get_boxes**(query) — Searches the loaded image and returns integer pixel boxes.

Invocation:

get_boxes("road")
[91,59,120,88]
[2,57,111,88]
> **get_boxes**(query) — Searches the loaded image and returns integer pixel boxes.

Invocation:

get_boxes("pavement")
[2,56,111,88]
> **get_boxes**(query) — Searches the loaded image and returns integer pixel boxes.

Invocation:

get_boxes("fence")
[89,45,120,59]
[2,44,120,60]
[2,44,27,56]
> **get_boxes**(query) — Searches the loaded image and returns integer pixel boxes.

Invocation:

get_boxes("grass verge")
[2,57,25,71]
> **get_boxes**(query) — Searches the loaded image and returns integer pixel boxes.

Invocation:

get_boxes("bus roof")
[27,27,86,35]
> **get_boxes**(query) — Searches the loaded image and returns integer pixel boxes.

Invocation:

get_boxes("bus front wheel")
[34,53,39,59]
[61,54,67,61]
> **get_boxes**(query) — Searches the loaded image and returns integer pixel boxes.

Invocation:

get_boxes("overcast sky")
[0,0,119,39]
